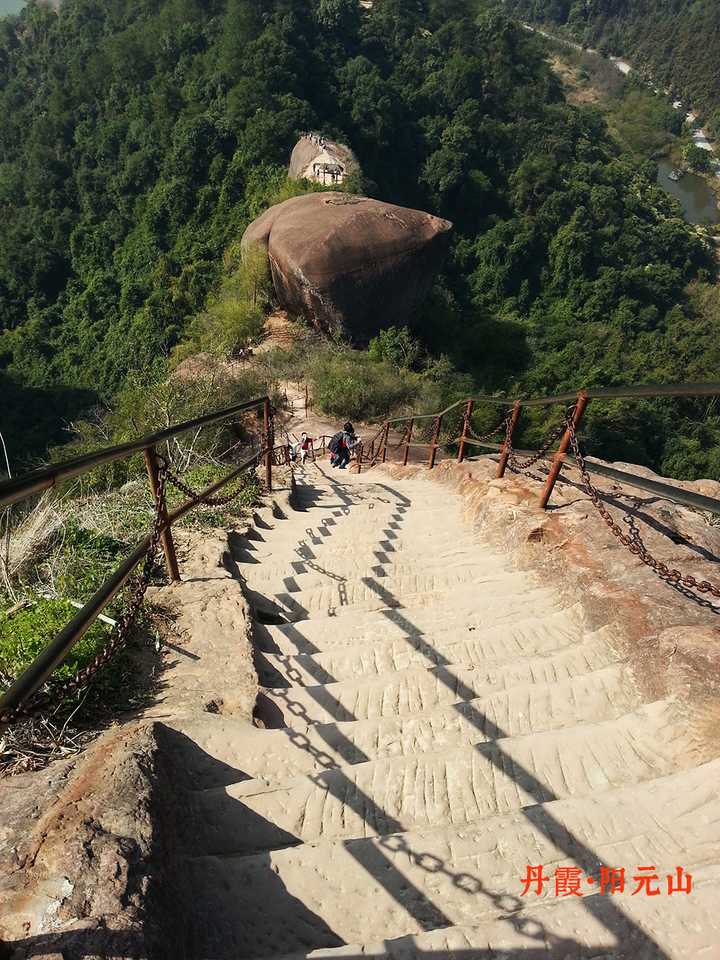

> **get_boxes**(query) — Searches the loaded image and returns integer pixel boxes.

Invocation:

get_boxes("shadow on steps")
[0,932,664,960]
[152,723,344,959]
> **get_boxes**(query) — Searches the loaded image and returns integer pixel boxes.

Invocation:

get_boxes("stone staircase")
[179,464,720,958]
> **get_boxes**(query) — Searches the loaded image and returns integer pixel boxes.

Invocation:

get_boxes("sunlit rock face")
[241,192,453,339]
[288,134,358,186]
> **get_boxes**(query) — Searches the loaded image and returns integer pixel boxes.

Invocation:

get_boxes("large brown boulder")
[241,192,453,339]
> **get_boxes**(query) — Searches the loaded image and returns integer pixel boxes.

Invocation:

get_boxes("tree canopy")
[0,0,718,478]
[503,0,720,136]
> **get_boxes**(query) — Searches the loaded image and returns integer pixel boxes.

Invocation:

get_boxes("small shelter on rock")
[289,134,358,186]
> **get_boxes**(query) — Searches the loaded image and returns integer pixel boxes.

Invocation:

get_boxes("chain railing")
[507,419,567,474]
[343,382,720,515]
[0,395,276,724]
[0,460,171,725]
[565,413,720,606]
[334,381,720,613]
[6,380,720,721]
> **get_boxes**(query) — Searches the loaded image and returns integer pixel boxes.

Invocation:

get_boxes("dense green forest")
[1,0,719,477]
[505,0,720,135]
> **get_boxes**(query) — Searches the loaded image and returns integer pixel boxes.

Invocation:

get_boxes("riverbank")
[524,23,719,164]
[523,21,720,220]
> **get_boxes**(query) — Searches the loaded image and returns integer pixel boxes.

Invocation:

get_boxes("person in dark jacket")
[328,430,344,467]
[329,425,357,469]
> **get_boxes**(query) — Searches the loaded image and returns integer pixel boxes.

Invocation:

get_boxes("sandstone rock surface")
[5,422,720,958]
[288,135,357,185]
[241,192,452,338]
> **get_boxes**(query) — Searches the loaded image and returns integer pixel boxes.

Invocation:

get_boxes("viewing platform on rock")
[289,133,358,186]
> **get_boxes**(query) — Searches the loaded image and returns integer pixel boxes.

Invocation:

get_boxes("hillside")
[505,0,720,132]
[0,0,719,478]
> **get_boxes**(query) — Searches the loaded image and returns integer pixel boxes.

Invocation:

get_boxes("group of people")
[290,422,358,469]
[302,131,327,148]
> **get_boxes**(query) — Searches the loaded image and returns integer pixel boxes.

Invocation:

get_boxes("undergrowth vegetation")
[172,244,273,363]
[2,0,719,482]
[0,358,271,762]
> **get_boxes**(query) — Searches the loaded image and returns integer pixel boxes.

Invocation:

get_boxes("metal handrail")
[0,395,270,508]
[468,440,720,515]
[379,381,720,425]
[360,380,720,513]
[0,396,277,721]
[0,450,265,717]
[5,379,720,720]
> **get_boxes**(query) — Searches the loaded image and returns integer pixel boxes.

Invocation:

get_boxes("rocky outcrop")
[289,134,358,186]
[241,192,453,339]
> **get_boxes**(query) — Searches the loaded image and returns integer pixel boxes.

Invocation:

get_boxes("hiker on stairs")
[298,432,315,466]
[328,423,356,469]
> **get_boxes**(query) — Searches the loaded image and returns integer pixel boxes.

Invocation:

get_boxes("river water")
[657,159,720,225]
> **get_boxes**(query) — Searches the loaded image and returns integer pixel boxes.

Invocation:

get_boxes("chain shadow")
[254,475,668,957]
[124,470,669,959]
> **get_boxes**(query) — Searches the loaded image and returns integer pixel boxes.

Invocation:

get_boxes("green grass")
[1,462,261,724]
[0,599,109,686]
[0,597,137,717]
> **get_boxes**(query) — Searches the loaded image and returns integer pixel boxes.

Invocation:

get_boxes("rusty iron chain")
[164,466,249,508]
[392,425,410,451]
[566,415,720,604]
[0,460,171,725]
[507,419,567,473]
[467,414,511,445]
[161,452,258,508]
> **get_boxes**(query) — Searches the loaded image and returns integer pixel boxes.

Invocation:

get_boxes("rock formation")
[289,133,358,186]
[241,192,453,339]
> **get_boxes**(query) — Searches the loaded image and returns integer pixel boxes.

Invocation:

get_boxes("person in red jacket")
[298,431,315,465]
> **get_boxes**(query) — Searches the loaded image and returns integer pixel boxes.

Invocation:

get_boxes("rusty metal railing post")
[428,416,442,469]
[496,401,522,478]
[539,391,589,509]
[403,418,414,466]
[263,397,272,492]
[143,446,180,582]
[457,400,474,463]
[381,423,390,463]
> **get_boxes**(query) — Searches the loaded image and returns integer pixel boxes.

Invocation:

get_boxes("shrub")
[368,325,422,370]
[178,243,272,360]
[308,348,418,421]
[683,142,713,173]
[51,360,271,493]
